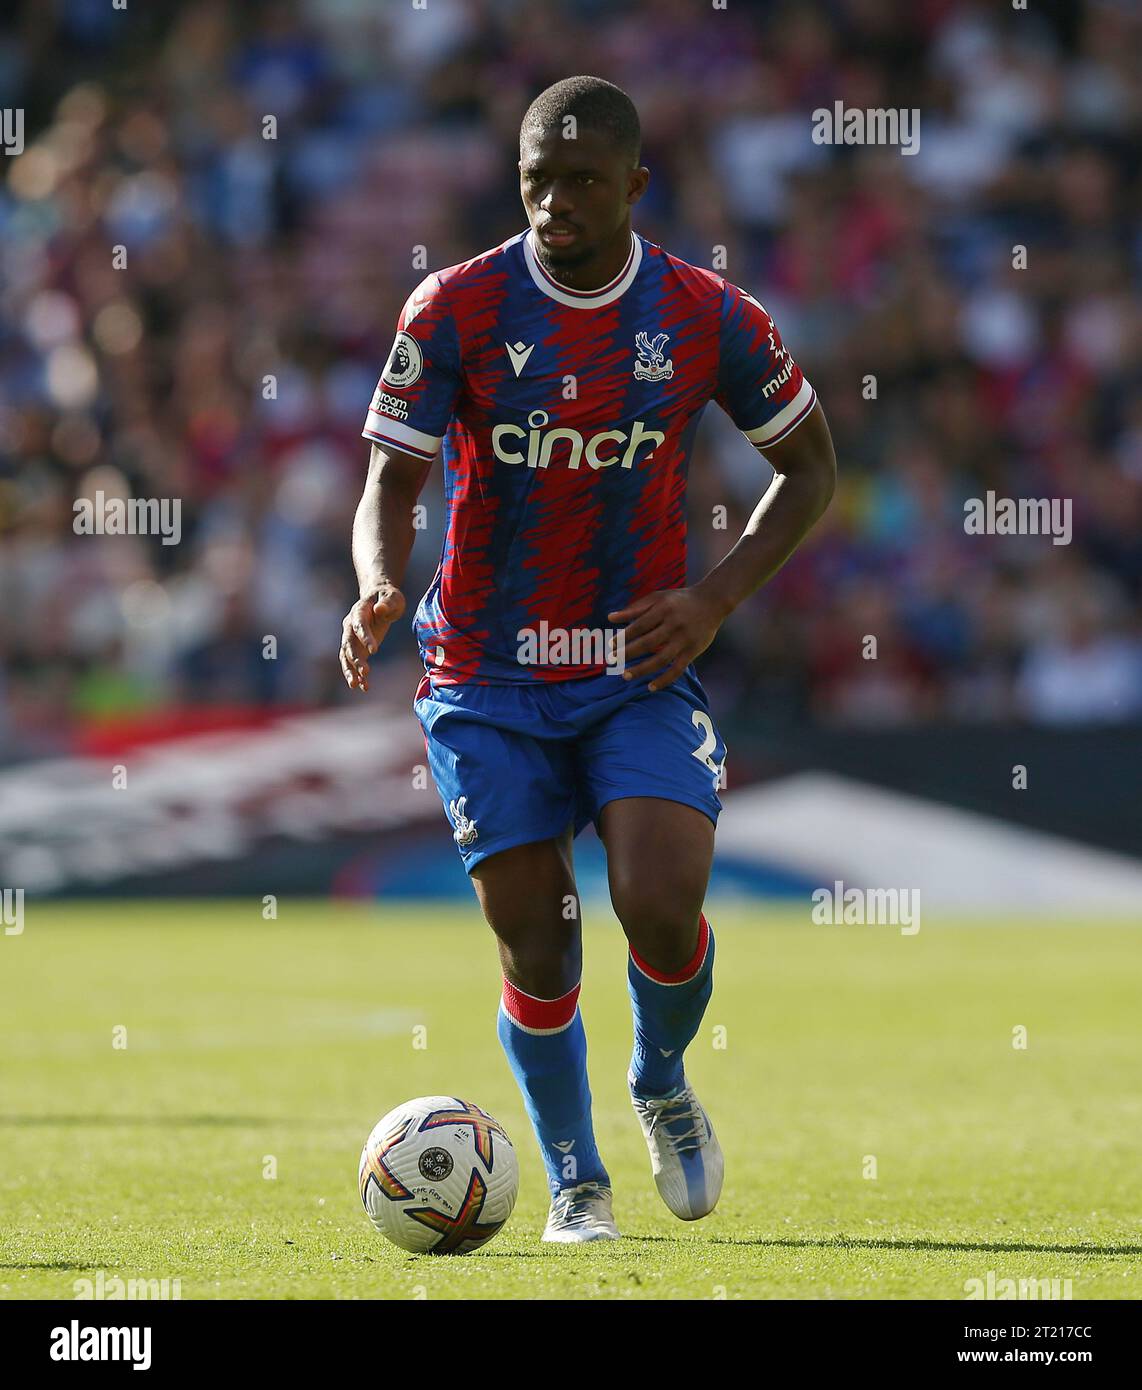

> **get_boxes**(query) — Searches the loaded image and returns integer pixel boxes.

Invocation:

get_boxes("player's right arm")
[341,442,433,692]
[341,271,463,691]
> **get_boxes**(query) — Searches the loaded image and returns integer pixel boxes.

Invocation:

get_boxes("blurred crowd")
[1,0,1140,757]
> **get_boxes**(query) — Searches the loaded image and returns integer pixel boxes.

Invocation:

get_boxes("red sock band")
[630,913,711,985]
[501,978,580,1034]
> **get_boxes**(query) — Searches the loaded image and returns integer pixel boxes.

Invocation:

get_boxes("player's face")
[519,128,648,271]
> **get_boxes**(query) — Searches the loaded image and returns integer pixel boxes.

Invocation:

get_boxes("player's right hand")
[340,585,406,691]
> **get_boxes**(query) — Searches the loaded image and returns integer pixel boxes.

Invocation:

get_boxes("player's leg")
[471,827,581,997]
[471,833,617,1241]
[578,669,726,1218]
[599,795,716,1095]
[413,680,616,1239]
[472,829,595,1173]
[601,795,723,1220]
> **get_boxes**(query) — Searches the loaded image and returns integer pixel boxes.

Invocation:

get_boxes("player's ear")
[627,165,650,206]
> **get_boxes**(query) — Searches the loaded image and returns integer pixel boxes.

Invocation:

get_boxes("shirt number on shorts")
[690,710,720,774]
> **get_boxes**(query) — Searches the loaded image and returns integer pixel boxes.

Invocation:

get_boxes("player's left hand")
[607,588,726,692]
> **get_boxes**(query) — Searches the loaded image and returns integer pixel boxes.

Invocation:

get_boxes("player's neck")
[541,225,634,292]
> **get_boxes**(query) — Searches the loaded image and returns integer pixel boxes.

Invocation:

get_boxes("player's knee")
[499,935,580,999]
[611,882,704,973]
[480,904,581,999]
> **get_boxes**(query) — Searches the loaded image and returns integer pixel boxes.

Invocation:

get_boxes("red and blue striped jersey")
[362,229,816,684]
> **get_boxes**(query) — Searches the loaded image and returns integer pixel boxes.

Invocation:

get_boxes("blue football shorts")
[413,666,727,873]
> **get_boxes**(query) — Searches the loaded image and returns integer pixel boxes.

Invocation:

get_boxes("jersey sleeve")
[714,282,816,451]
[362,273,462,461]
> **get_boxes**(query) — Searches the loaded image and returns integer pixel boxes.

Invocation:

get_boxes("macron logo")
[505,341,535,377]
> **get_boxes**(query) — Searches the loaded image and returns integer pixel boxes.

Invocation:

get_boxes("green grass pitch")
[1,901,1138,1300]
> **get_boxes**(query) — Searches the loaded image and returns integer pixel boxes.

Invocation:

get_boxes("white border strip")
[743,379,816,449]
[523,230,641,309]
[362,413,443,459]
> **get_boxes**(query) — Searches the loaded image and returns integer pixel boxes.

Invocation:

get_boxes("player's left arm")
[612,284,835,691]
[611,402,836,691]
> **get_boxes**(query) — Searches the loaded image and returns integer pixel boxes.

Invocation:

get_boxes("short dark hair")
[520,76,641,165]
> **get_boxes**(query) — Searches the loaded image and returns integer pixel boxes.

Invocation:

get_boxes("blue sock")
[497,979,609,1197]
[627,914,715,1097]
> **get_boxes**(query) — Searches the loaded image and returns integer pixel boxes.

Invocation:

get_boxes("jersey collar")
[522,229,641,309]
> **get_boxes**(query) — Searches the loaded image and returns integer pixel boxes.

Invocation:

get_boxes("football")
[359,1096,519,1254]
